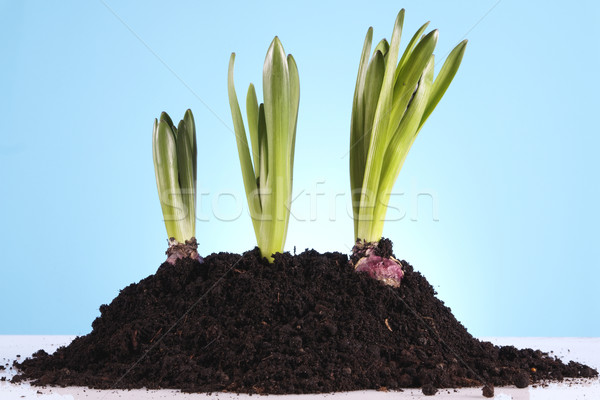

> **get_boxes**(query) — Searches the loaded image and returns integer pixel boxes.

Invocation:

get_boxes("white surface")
[0,336,598,399]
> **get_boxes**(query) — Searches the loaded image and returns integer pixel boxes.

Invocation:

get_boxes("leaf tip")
[184,109,194,126]
[271,36,283,49]
[396,9,405,26]
[426,29,439,45]
[160,112,173,126]
[228,53,237,79]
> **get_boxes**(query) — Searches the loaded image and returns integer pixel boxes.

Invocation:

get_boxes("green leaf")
[246,84,261,174]
[258,103,268,195]
[227,53,261,238]
[390,29,438,135]
[183,109,197,198]
[357,8,404,241]
[419,39,467,131]
[176,116,195,239]
[362,50,385,170]
[371,56,434,238]
[373,38,390,64]
[284,54,300,247]
[373,38,389,56]
[153,117,186,242]
[396,21,430,81]
[159,112,175,131]
[261,36,291,260]
[350,27,373,237]
[287,54,300,179]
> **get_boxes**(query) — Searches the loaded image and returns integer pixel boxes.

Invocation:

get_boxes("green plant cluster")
[152,9,466,262]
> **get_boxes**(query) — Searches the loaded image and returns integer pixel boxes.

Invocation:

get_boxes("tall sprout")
[228,37,300,262]
[349,10,466,286]
[350,9,466,244]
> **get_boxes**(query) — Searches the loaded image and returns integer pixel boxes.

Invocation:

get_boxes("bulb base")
[166,237,204,265]
[351,239,403,287]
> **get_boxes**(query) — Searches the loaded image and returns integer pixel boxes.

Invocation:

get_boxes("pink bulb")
[355,255,403,287]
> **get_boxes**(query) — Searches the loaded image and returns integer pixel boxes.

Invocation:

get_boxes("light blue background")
[1,0,598,337]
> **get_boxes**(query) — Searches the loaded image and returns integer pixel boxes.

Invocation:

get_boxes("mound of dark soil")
[14,240,598,395]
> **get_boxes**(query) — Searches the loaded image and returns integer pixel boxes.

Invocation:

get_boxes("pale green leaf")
[390,29,438,135]
[395,21,430,81]
[176,116,195,239]
[183,109,197,197]
[227,53,261,238]
[246,84,260,174]
[153,117,186,241]
[258,103,268,195]
[350,27,373,236]
[362,50,385,168]
[371,56,435,239]
[419,39,467,131]
[373,38,390,64]
[287,54,300,178]
[357,8,404,241]
[261,36,291,260]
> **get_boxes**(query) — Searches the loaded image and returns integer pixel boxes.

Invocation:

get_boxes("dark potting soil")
[13,240,598,395]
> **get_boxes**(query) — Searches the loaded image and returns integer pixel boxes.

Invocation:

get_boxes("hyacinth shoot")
[227,37,300,262]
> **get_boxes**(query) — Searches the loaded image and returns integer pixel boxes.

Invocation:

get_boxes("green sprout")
[227,37,300,262]
[152,109,201,263]
[349,10,466,285]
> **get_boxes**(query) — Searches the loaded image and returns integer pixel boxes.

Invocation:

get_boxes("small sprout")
[152,110,202,264]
